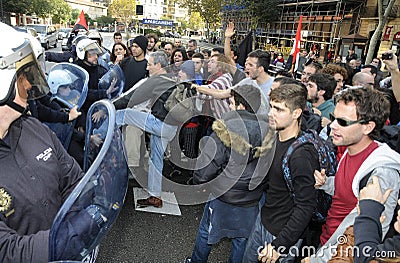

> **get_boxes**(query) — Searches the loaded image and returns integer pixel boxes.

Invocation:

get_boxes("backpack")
[164,82,198,124]
[282,129,338,222]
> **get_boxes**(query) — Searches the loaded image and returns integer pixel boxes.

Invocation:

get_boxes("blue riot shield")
[48,63,89,110]
[98,51,111,71]
[48,100,128,262]
[98,64,125,100]
[46,63,89,149]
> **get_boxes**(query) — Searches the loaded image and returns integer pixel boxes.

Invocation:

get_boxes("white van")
[27,24,58,50]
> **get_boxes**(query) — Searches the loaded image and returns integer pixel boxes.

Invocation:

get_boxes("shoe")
[184,257,191,263]
[136,196,162,208]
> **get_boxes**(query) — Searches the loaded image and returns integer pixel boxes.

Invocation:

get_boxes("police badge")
[0,187,14,217]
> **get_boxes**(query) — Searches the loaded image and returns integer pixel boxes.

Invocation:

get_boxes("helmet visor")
[84,42,104,57]
[16,52,50,101]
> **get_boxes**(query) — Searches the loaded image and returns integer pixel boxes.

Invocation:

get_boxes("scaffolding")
[221,0,367,56]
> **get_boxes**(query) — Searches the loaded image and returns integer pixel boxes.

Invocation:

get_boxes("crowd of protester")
[3,19,400,262]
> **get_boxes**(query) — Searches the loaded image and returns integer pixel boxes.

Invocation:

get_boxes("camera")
[382,52,393,60]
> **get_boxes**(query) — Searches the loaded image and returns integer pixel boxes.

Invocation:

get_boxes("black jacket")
[0,116,83,262]
[354,199,400,263]
[75,60,108,114]
[193,110,275,206]
[28,95,69,123]
[120,56,148,92]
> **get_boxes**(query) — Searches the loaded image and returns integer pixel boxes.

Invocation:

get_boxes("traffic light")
[136,5,144,15]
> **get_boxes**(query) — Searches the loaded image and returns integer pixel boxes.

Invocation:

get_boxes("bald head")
[352,72,375,88]
[349,59,357,69]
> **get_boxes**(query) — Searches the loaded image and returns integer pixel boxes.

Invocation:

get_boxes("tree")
[108,0,136,33]
[68,9,81,26]
[31,0,53,18]
[366,0,398,64]
[51,0,72,26]
[229,0,280,30]
[188,12,205,31]
[3,0,32,14]
[177,0,223,38]
[97,16,116,27]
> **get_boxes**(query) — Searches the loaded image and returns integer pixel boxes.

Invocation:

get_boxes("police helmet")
[47,69,73,95]
[0,22,49,113]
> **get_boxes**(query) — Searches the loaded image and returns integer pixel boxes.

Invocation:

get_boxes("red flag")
[72,10,88,32]
[290,15,303,71]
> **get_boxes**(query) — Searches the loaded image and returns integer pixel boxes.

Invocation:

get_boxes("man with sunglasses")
[304,87,400,262]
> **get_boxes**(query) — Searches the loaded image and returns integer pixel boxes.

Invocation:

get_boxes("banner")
[237,31,253,67]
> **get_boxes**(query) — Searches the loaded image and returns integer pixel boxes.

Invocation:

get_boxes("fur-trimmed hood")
[212,110,275,163]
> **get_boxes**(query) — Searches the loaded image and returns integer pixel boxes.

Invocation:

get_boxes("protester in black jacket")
[354,175,400,263]
[187,84,275,263]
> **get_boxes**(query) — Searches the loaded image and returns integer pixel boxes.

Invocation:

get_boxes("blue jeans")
[191,202,247,263]
[242,213,302,263]
[116,109,177,196]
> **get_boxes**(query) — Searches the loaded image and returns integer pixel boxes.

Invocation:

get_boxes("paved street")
[96,166,231,263]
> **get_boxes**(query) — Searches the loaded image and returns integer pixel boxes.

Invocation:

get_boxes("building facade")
[221,0,400,62]
[65,0,107,19]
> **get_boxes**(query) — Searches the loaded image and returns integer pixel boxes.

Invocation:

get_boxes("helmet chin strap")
[4,83,28,114]
[6,100,27,114]
[83,59,97,68]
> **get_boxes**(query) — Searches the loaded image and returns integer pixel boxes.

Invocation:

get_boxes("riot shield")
[47,62,89,110]
[46,63,89,149]
[48,99,128,262]
[98,64,125,100]
[98,51,111,71]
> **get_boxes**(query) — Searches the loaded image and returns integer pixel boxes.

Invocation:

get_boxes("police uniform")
[0,115,83,262]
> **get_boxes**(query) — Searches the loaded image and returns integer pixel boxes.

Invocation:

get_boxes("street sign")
[142,19,174,27]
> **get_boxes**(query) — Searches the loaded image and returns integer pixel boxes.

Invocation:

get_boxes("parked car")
[58,28,71,40]
[14,26,41,43]
[164,31,174,38]
[26,24,58,50]
[100,26,109,32]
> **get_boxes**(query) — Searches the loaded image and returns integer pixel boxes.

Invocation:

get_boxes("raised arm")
[382,51,400,102]
[224,22,237,67]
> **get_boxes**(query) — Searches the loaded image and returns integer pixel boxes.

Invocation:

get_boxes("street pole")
[0,0,3,23]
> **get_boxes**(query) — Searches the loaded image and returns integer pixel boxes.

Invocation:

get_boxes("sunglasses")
[329,113,367,127]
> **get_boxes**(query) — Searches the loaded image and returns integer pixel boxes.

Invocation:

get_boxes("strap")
[358,170,373,190]
[282,132,307,198]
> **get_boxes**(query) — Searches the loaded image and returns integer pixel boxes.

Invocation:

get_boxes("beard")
[307,93,319,104]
